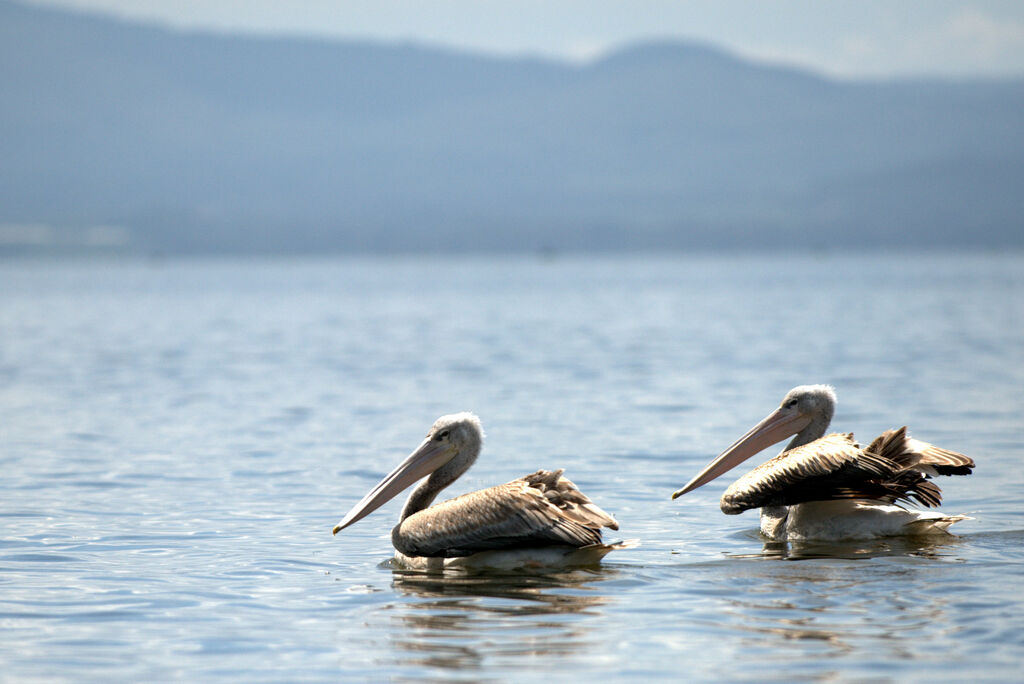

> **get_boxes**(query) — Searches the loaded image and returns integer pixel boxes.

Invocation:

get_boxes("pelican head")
[780,384,836,423]
[671,384,836,499]
[332,412,484,535]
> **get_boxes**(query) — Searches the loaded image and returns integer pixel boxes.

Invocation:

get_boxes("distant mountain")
[1,0,1022,254]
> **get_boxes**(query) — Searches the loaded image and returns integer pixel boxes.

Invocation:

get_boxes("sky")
[21,0,1024,78]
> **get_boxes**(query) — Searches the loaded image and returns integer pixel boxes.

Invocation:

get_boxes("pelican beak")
[671,407,812,499]
[332,438,455,535]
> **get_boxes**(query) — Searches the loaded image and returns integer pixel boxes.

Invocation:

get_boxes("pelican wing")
[722,428,973,514]
[852,427,974,506]
[393,469,618,558]
[721,432,902,514]
[903,435,975,476]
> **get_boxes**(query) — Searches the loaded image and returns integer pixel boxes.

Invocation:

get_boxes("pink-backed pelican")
[671,385,975,541]
[333,412,632,571]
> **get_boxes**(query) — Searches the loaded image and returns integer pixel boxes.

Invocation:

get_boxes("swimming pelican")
[671,385,975,541]
[332,412,632,571]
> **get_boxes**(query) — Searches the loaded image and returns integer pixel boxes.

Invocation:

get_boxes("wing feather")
[721,433,891,513]
[720,428,972,514]
[905,436,975,475]
[394,469,618,558]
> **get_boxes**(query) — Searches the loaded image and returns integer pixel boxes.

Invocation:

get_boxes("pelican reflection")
[701,542,960,662]
[750,533,965,561]
[385,568,617,672]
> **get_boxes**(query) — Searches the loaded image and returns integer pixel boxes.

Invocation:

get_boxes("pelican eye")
[785,399,798,409]
[436,429,450,441]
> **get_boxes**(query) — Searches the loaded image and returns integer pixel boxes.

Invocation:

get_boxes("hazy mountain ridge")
[1,0,1022,254]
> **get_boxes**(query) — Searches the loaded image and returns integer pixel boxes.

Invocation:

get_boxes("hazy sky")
[23,0,1024,78]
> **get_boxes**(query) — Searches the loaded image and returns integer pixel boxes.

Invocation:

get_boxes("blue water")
[2,253,1023,681]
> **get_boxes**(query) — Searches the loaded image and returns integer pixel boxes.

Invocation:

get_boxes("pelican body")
[672,385,974,541]
[333,413,630,571]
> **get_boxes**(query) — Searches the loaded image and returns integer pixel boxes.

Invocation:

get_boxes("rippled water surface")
[2,253,1023,681]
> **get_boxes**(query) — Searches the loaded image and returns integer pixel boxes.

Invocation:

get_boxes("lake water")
[2,253,1023,682]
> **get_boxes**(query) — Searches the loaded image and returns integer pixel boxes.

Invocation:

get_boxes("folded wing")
[394,469,618,558]
[720,428,973,515]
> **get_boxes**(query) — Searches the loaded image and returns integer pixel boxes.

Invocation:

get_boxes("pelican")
[332,412,632,571]
[671,385,975,541]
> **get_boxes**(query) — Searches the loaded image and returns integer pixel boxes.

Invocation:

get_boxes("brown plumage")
[395,469,619,558]
[721,428,974,514]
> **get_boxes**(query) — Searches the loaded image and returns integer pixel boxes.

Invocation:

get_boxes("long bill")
[332,438,455,535]
[671,408,811,499]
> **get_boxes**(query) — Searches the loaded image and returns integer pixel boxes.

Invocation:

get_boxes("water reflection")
[694,535,969,668]
[751,534,966,561]
[384,568,616,673]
